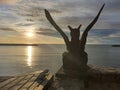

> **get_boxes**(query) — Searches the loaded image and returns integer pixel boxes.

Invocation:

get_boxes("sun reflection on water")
[27,46,32,66]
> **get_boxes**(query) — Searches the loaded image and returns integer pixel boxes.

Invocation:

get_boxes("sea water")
[0,44,120,76]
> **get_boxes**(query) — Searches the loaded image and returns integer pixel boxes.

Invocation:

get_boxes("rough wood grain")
[1,76,26,90]
[9,74,34,90]
[0,78,16,88]
[35,74,54,90]
[0,70,53,90]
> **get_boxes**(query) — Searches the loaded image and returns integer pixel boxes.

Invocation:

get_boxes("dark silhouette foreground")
[45,4,105,73]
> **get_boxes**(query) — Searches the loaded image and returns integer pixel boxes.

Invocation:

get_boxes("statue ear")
[78,24,82,30]
[68,25,72,31]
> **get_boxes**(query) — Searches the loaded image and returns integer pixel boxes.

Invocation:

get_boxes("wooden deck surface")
[0,70,53,90]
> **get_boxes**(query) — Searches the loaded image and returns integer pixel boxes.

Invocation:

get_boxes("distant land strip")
[0,44,40,46]
[0,44,119,46]
[0,43,64,46]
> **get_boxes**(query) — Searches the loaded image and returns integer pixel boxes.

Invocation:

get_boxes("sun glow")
[26,32,34,37]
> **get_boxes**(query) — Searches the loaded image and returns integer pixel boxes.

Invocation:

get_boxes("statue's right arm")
[45,9,70,50]
[80,4,105,49]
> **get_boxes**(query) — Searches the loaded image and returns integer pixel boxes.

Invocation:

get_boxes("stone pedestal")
[62,52,89,77]
[51,66,120,90]
[56,66,120,83]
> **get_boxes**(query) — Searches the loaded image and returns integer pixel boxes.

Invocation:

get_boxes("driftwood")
[45,4,105,73]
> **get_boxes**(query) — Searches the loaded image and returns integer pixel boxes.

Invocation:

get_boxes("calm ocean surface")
[0,44,120,76]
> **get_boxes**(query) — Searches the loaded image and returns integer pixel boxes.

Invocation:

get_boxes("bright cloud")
[0,0,19,4]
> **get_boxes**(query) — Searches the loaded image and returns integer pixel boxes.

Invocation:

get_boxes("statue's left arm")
[45,9,70,51]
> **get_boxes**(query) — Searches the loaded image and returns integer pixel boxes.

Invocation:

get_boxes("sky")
[0,0,120,44]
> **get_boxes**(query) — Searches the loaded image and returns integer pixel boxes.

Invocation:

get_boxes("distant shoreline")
[0,44,117,46]
[112,45,120,47]
[0,44,66,46]
[0,44,40,46]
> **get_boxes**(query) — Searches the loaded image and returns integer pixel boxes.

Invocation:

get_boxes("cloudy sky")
[0,0,120,44]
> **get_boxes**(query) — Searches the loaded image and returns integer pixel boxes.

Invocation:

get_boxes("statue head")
[68,24,81,39]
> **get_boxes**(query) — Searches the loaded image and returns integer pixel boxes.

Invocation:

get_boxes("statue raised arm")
[80,4,105,51]
[45,9,70,51]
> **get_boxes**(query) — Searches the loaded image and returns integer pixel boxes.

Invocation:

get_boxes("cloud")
[16,23,35,26]
[16,0,102,29]
[15,5,61,23]
[11,0,120,30]
[87,29,120,44]
[36,28,63,38]
[88,29,119,37]
[0,0,18,4]
[105,0,120,12]
[0,0,120,44]
[108,32,120,38]
[0,27,16,31]
[44,0,120,29]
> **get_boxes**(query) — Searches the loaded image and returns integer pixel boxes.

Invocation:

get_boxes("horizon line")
[0,43,118,46]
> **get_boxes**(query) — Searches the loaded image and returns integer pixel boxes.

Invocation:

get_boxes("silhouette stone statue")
[45,4,105,73]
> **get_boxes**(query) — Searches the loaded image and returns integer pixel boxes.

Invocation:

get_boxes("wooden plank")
[20,70,49,90]
[0,70,53,90]
[28,73,48,90]
[18,72,43,90]
[28,80,42,90]
[0,76,13,82]
[34,74,53,90]
[1,76,27,90]
[18,78,36,90]
[0,77,16,88]
[9,74,34,90]
[32,71,43,75]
